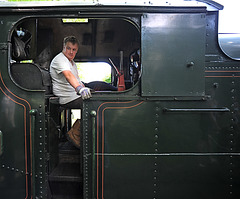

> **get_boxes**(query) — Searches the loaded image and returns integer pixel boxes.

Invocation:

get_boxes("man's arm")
[62,70,84,89]
[62,70,91,99]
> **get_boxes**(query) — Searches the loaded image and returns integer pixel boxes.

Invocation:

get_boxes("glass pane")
[218,0,240,60]
[76,62,111,83]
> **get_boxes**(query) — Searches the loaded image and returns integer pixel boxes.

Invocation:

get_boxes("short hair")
[63,36,79,47]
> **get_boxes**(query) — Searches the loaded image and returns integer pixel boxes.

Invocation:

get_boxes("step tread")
[49,162,82,182]
[59,141,80,155]
[52,195,83,199]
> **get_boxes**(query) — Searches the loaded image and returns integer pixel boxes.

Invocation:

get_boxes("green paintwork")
[141,13,206,97]
[0,1,240,199]
[0,15,46,199]
[83,96,237,199]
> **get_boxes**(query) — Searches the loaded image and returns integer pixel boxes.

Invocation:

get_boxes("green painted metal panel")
[83,101,157,199]
[141,13,206,97]
[0,15,46,198]
[84,98,235,199]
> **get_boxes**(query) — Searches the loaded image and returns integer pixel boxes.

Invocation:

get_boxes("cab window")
[218,0,240,60]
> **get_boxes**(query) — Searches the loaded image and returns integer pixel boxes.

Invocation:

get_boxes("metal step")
[49,162,81,182]
[49,141,82,198]
[49,162,82,197]
[59,141,80,155]
[51,195,83,199]
[58,141,81,164]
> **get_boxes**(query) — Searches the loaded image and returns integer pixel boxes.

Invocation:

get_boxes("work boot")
[66,119,81,149]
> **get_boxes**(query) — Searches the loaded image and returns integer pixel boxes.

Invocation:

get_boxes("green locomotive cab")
[0,1,240,199]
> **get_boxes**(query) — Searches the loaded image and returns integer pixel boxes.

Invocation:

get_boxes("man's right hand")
[78,87,92,100]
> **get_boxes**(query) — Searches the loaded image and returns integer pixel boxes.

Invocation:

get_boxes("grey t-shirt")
[50,52,81,104]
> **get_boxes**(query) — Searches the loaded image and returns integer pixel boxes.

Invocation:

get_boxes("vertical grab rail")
[29,109,38,198]
[90,110,97,199]
[0,130,3,156]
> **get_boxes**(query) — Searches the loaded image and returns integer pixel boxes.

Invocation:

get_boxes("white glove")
[79,87,92,100]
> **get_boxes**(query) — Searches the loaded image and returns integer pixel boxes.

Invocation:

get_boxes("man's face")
[62,42,78,61]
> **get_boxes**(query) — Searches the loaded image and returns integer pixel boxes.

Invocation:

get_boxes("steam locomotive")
[0,0,240,198]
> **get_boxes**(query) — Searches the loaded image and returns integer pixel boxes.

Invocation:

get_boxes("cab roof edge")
[0,0,224,11]
[196,0,223,10]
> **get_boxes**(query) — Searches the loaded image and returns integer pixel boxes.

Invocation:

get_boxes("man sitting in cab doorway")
[50,36,91,149]
[50,36,117,148]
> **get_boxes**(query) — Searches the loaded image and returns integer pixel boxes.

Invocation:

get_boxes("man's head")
[62,36,79,61]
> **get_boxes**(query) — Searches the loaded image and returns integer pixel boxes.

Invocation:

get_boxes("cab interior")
[10,17,141,93]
